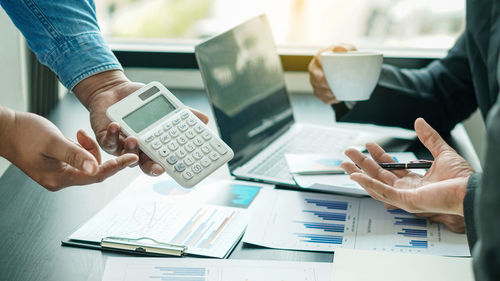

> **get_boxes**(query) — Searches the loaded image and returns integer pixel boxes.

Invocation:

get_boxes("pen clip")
[409,159,433,164]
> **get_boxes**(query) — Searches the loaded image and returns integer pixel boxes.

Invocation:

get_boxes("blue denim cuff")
[43,32,123,90]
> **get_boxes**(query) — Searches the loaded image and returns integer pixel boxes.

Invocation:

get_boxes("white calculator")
[106,82,234,187]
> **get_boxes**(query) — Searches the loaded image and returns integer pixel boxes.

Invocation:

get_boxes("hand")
[0,108,138,191]
[341,118,474,230]
[73,71,209,176]
[308,43,357,104]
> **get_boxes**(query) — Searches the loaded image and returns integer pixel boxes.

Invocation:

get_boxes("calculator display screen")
[123,95,176,133]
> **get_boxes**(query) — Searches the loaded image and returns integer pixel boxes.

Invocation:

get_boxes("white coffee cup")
[320,51,383,101]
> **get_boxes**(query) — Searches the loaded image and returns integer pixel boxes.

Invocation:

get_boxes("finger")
[123,136,140,167]
[45,135,98,175]
[350,172,404,207]
[316,89,337,104]
[100,122,125,155]
[341,161,361,174]
[384,203,398,210]
[76,130,102,164]
[335,43,357,52]
[344,148,398,185]
[92,153,139,182]
[414,118,455,158]
[365,142,409,178]
[190,108,209,124]
[138,151,164,176]
[58,153,139,186]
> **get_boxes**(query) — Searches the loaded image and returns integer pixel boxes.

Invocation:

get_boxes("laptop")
[195,15,384,187]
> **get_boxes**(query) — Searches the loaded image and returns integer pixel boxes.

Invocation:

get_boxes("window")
[96,0,465,50]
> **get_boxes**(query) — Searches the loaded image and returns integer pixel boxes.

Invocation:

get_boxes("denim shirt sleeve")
[0,0,122,90]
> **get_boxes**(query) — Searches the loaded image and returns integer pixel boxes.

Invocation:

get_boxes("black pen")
[378,161,432,170]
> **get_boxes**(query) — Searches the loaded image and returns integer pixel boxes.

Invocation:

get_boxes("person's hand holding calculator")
[73,71,210,178]
[106,81,234,187]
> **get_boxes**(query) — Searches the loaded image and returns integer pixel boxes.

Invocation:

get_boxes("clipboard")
[62,236,187,257]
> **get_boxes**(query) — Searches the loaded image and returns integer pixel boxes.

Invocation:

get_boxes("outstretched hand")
[341,118,474,232]
[0,109,138,191]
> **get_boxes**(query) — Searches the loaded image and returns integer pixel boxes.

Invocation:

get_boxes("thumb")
[46,134,99,175]
[414,118,454,158]
[332,43,357,53]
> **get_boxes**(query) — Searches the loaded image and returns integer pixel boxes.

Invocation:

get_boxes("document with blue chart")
[243,189,470,256]
[101,258,331,281]
[69,174,270,258]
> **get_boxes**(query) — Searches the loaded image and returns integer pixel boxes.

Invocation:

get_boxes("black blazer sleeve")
[472,69,500,280]
[338,34,477,136]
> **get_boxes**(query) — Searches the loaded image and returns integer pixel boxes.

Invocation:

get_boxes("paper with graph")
[69,174,271,258]
[101,258,331,281]
[243,189,470,256]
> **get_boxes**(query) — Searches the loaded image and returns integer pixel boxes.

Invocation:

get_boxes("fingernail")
[126,141,136,150]
[83,160,97,174]
[110,126,118,134]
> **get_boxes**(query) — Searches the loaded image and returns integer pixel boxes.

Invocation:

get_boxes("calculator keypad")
[142,109,232,187]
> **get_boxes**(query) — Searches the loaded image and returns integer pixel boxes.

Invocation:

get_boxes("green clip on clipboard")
[100,236,187,256]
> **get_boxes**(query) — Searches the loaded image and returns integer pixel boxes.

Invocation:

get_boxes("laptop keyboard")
[248,126,359,182]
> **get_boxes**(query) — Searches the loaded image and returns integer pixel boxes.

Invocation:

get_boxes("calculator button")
[177,136,188,145]
[193,137,204,146]
[185,143,196,152]
[154,129,164,137]
[185,130,196,139]
[200,157,211,167]
[208,151,220,161]
[178,123,189,132]
[201,144,212,154]
[159,148,169,157]
[194,124,205,133]
[145,135,155,143]
[151,141,162,150]
[167,142,179,151]
[160,135,171,144]
[183,156,194,166]
[192,150,204,160]
[201,132,212,141]
[174,162,186,172]
[163,123,172,131]
[181,111,190,119]
[166,154,178,165]
[176,149,187,159]
[186,118,197,126]
[172,117,181,125]
[183,170,194,180]
[210,140,228,155]
[191,164,203,174]
[169,128,179,138]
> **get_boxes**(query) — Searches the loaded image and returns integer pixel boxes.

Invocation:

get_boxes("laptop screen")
[195,15,294,169]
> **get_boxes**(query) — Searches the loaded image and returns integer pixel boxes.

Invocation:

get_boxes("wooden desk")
[0,89,479,280]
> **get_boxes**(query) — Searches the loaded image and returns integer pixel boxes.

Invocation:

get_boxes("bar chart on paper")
[243,189,470,256]
[102,258,332,281]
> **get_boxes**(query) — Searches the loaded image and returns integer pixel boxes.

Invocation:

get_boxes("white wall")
[0,8,28,176]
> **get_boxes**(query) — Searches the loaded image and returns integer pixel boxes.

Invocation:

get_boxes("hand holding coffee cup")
[308,44,358,104]
[320,50,383,101]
